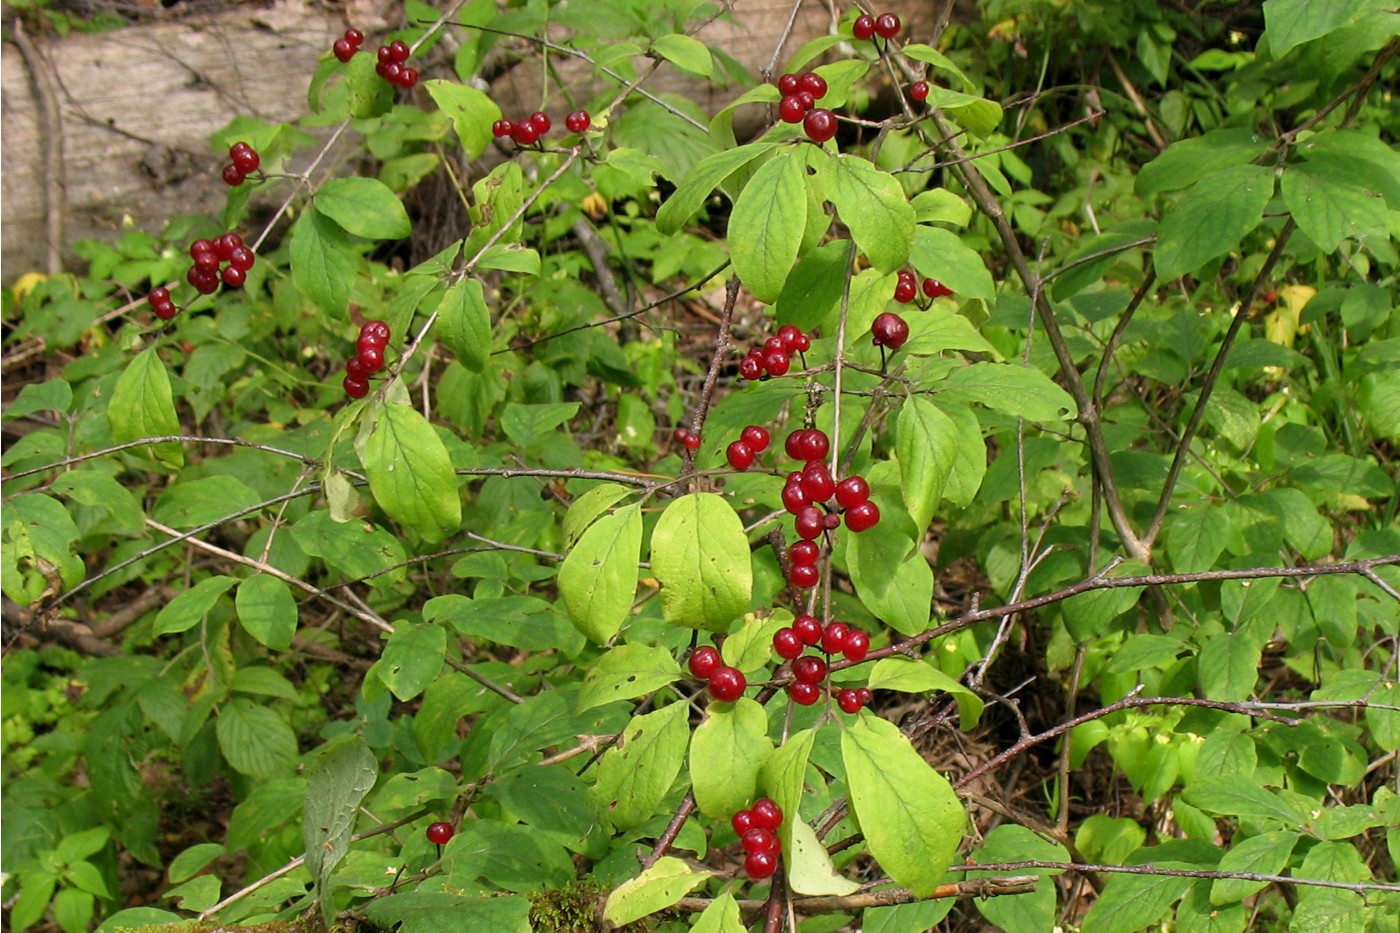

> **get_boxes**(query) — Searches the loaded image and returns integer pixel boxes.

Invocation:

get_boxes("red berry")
[708,666,747,702]
[777,73,800,96]
[910,80,930,102]
[216,233,243,259]
[398,67,419,89]
[512,121,540,145]
[795,90,815,112]
[426,821,454,845]
[388,39,410,63]
[683,432,702,451]
[784,429,806,460]
[741,425,770,452]
[741,827,780,854]
[834,477,870,510]
[894,276,917,303]
[799,72,827,99]
[727,441,755,470]
[688,646,722,680]
[789,681,821,705]
[751,798,783,830]
[344,375,370,399]
[147,287,170,307]
[230,144,259,174]
[845,500,881,532]
[794,506,825,540]
[346,357,369,380]
[673,426,691,444]
[154,302,178,321]
[528,111,551,134]
[222,163,245,187]
[787,564,819,589]
[837,689,864,714]
[803,109,837,143]
[221,265,246,288]
[843,629,871,663]
[923,278,953,299]
[229,247,256,272]
[859,687,873,705]
[361,320,391,345]
[793,332,811,352]
[801,461,835,503]
[773,627,804,660]
[853,14,876,40]
[190,238,215,259]
[187,265,219,294]
[779,95,807,124]
[745,850,779,880]
[781,481,808,515]
[333,39,355,62]
[763,349,790,376]
[776,325,803,351]
[823,512,841,530]
[738,355,763,380]
[344,28,364,46]
[381,62,402,83]
[493,119,515,138]
[565,109,591,132]
[358,345,386,374]
[377,45,394,64]
[874,13,901,38]
[793,655,827,684]
[872,312,909,350]
[821,622,849,656]
[796,429,829,462]
[788,540,820,566]
[731,809,756,835]
[793,615,822,646]
[193,249,220,271]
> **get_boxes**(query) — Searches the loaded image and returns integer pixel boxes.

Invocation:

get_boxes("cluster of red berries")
[688,646,747,702]
[186,233,255,295]
[871,311,909,350]
[773,71,837,143]
[892,270,953,304]
[426,821,454,846]
[221,141,260,187]
[343,319,391,400]
[375,41,419,88]
[738,324,811,381]
[492,109,591,146]
[780,428,881,542]
[725,425,771,470]
[772,615,872,710]
[731,798,783,880]
[331,27,365,63]
[852,12,901,41]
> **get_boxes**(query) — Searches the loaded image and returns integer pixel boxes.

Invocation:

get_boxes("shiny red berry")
[565,109,591,132]
[802,461,835,503]
[528,111,551,134]
[837,689,864,714]
[361,320,391,345]
[512,121,540,145]
[732,809,756,835]
[835,475,870,508]
[781,481,808,515]
[388,40,410,63]
[222,164,245,186]
[843,629,871,663]
[821,622,849,656]
[773,627,804,660]
[788,540,820,566]
[426,821,454,845]
[745,850,779,879]
[147,287,170,307]
[358,345,385,374]
[742,827,780,854]
[793,615,823,646]
[738,355,763,380]
[230,144,259,174]
[688,646,722,680]
[751,798,783,830]
[346,357,369,380]
[795,429,830,462]
[344,28,364,46]
[334,39,357,62]
[803,109,837,143]
[894,276,917,303]
[910,80,930,102]
[852,14,876,40]
[845,500,881,532]
[923,278,953,299]
[344,375,370,399]
[740,425,770,452]
[229,247,256,272]
[872,312,909,350]
[398,67,419,89]
[153,302,177,321]
[683,432,702,451]
[779,95,807,124]
[799,72,827,99]
[777,73,800,95]
[763,349,790,376]
[221,266,246,288]
[708,666,747,702]
[874,13,901,38]
[789,681,821,705]
[793,655,827,684]
[787,564,819,589]
[493,119,515,138]
[775,325,803,351]
[794,506,825,540]
[726,441,755,470]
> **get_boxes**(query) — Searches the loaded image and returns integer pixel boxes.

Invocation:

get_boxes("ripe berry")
[222,164,246,186]
[801,461,835,503]
[793,655,828,684]
[708,666,747,702]
[380,62,402,83]
[187,265,220,294]
[193,250,220,272]
[683,432,702,451]
[874,13,901,38]
[511,121,540,145]
[843,629,871,663]
[773,627,804,660]
[751,798,783,830]
[823,512,841,530]
[741,425,770,452]
[229,247,256,271]
[346,357,369,380]
[334,40,356,62]
[154,302,178,321]
[493,119,515,138]
[358,345,386,374]
[344,28,364,46]
[726,441,755,470]
[871,312,910,350]
[795,90,815,111]
[147,287,170,307]
[745,850,779,880]
[361,320,391,345]
[344,376,370,399]
[789,681,821,705]
[795,429,830,462]
[230,143,259,174]
[894,274,917,303]
[777,73,800,96]
[788,540,820,566]
[731,809,755,835]
[528,111,552,134]
[221,265,246,287]
[787,564,819,589]
[910,80,930,102]
[837,689,864,714]
[792,615,823,646]
[803,109,837,143]
[426,822,455,845]
[798,72,827,98]
[835,476,870,508]
[565,109,591,133]
[190,238,215,258]
[388,40,410,63]
[794,506,825,540]
[738,355,763,380]
[853,14,876,40]
[781,481,807,515]
[763,349,790,376]
[792,332,811,352]
[688,645,722,680]
[821,622,849,656]
[398,67,419,89]
[859,687,873,705]
[377,45,395,64]
[845,500,881,532]
[779,95,807,124]
[923,278,953,299]
[776,325,803,350]
[216,232,243,258]
[741,827,780,854]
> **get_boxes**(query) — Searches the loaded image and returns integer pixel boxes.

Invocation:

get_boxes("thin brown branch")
[949,861,1400,897]
[674,875,1041,913]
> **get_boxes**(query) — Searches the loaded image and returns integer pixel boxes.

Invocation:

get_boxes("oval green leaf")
[730,149,807,302]
[107,348,182,468]
[559,502,642,644]
[602,856,712,926]
[689,697,772,819]
[360,403,462,544]
[235,574,297,650]
[315,177,412,240]
[651,493,752,632]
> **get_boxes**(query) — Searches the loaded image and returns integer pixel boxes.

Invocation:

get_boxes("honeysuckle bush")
[3,1,1399,931]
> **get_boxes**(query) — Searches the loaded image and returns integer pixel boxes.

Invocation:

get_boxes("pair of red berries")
[688,647,747,702]
[738,324,811,381]
[344,320,391,400]
[892,270,953,304]
[375,40,419,88]
[147,287,178,322]
[331,27,365,63]
[852,12,901,41]
[725,424,772,471]
[186,233,255,295]
[732,799,783,880]
[673,426,703,452]
[221,142,260,187]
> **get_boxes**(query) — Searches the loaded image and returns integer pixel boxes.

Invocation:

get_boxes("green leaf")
[590,701,690,830]
[216,696,299,780]
[4,494,85,597]
[1137,129,1270,196]
[1358,372,1400,442]
[153,476,263,528]
[1182,777,1307,827]
[656,142,778,234]
[922,86,1003,137]
[579,643,681,712]
[1197,631,1261,701]
[48,471,143,534]
[1105,634,1189,674]
[760,727,816,850]
[378,622,447,701]
[229,666,299,700]
[1366,682,1400,752]
[970,825,1068,933]
[5,378,71,420]
[689,698,772,819]
[424,80,500,159]
[1154,164,1273,280]
[774,240,849,332]
[651,34,713,76]
[559,503,642,644]
[1083,868,1194,933]
[1211,831,1299,905]
[107,347,182,468]
[152,575,237,637]
[315,177,412,240]
[937,401,988,509]
[866,657,984,728]
[303,736,378,922]
[1263,0,1390,58]
[846,519,933,637]
[787,817,860,896]
[904,309,999,358]
[436,277,491,372]
[729,149,807,302]
[818,153,915,272]
[602,857,712,926]
[691,891,744,933]
[367,892,532,932]
[344,47,392,118]
[360,403,462,543]
[1060,561,1149,641]
[901,45,976,91]
[896,396,957,533]
[477,243,540,275]
[721,615,788,673]
[940,362,1077,421]
[290,510,408,587]
[562,483,632,547]
[842,715,964,897]
[909,226,998,302]
[1165,504,1232,572]
[1282,162,1389,252]
[290,209,357,318]
[235,574,298,650]
[651,493,752,632]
